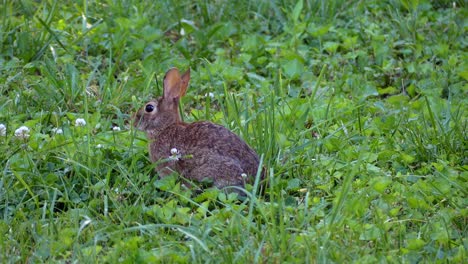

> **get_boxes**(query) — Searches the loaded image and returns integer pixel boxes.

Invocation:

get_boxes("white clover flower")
[0,124,6,136]
[52,127,63,135]
[205,92,214,98]
[75,118,86,127]
[15,126,30,139]
[112,126,121,131]
[169,148,181,161]
[171,148,179,155]
[241,173,247,179]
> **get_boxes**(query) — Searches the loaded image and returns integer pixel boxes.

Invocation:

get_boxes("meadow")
[0,0,466,262]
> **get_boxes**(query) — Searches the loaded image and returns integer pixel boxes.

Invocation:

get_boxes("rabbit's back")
[149,121,261,188]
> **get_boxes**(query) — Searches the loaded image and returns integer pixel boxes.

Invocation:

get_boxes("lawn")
[0,0,466,262]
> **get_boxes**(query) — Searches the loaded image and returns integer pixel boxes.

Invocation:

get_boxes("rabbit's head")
[134,68,190,134]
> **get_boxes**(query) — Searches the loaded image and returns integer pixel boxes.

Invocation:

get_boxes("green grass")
[1,0,467,262]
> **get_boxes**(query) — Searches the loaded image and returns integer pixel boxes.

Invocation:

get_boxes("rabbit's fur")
[135,68,262,191]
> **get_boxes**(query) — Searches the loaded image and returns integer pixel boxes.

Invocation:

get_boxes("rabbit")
[134,67,262,193]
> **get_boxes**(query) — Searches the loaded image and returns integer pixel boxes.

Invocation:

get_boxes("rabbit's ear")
[163,68,182,99]
[180,69,190,97]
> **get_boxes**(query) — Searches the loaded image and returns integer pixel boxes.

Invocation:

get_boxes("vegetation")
[0,0,466,262]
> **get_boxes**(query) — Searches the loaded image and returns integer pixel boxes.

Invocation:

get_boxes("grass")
[0,0,467,262]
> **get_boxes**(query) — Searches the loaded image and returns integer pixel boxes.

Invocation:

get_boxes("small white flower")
[75,118,86,127]
[112,126,121,131]
[169,148,181,161]
[14,126,30,139]
[0,124,6,136]
[180,27,185,36]
[52,127,63,134]
[96,144,103,149]
[205,92,214,98]
[241,173,247,179]
[171,148,179,155]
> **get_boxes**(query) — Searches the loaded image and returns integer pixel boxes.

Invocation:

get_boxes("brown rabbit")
[134,68,262,192]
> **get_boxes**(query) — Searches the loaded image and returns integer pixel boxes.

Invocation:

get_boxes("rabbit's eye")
[145,104,155,113]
